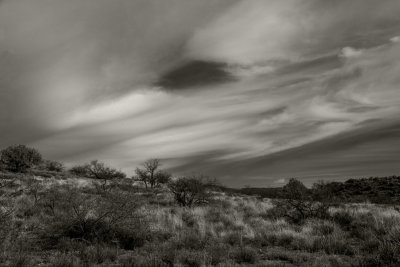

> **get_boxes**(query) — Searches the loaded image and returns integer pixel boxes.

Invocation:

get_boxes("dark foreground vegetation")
[1,145,400,266]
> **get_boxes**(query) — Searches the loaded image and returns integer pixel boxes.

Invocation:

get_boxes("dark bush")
[174,231,209,250]
[118,253,170,267]
[79,244,118,265]
[177,250,205,267]
[375,241,400,266]
[181,210,196,227]
[168,176,208,207]
[332,211,354,229]
[42,160,64,172]
[38,188,146,250]
[312,236,355,255]
[311,222,335,236]
[155,170,172,185]
[114,227,147,250]
[69,165,89,177]
[0,145,42,173]
[231,246,258,264]
[69,160,126,191]
[272,178,331,223]
[361,239,381,253]
[206,243,229,265]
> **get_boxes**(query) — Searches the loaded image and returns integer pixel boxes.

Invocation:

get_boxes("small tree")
[86,160,126,190]
[282,178,309,199]
[154,170,172,185]
[70,160,125,190]
[135,167,149,188]
[311,180,336,204]
[39,187,146,249]
[135,159,170,189]
[168,176,208,207]
[41,160,64,172]
[273,178,330,223]
[144,159,160,188]
[0,145,42,173]
[70,165,89,177]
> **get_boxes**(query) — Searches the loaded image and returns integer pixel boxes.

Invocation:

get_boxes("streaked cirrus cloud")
[1,0,400,187]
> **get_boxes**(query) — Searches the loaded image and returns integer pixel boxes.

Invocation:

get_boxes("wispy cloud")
[1,0,400,186]
[185,0,400,64]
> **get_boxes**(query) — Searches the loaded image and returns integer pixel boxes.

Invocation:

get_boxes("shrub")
[331,211,354,229]
[168,176,208,207]
[0,203,13,246]
[231,246,258,264]
[0,177,18,193]
[181,210,196,227]
[177,250,206,267]
[118,253,170,267]
[272,178,331,223]
[206,243,230,265]
[47,253,81,267]
[312,236,354,255]
[135,159,171,189]
[42,160,65,172]
[224,231,244,246]
[174,231,209,250]
[135,159,160,189]
[3,253,33,267]
[38,188,146,250]
[69,165,89,177]
[114,227,147,250]
[310,221,336,236]
[69,160,126,190]
[205,208,235,228]
[155,170,172,185]
[80,244,118,264]
[0,145,42,173]
[373,241,400,266]
[361,238,381,253]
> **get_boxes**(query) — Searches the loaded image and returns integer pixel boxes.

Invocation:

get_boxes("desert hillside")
[1,170,400,267]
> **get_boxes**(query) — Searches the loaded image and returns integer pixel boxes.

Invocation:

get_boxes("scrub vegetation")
[1,145,399,266]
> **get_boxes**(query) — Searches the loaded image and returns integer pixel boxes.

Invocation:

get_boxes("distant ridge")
[224,176,400,204]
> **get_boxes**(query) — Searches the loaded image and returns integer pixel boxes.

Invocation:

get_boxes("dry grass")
[1,173,400,266]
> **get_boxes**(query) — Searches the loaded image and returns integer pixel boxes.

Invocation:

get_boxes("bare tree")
[70,160,126,191]
[135,167,149,189]
[39,187,146,249]
[168,175,208,207]
[135,159,170,189]
[88,160,126,190]
[143,159,160,188]
[273,178,331,223]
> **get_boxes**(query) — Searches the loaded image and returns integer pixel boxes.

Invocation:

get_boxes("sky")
[1,0,400,187]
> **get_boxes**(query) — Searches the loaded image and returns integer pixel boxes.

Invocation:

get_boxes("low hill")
[230,176,400,204]
[1,172,400,266]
